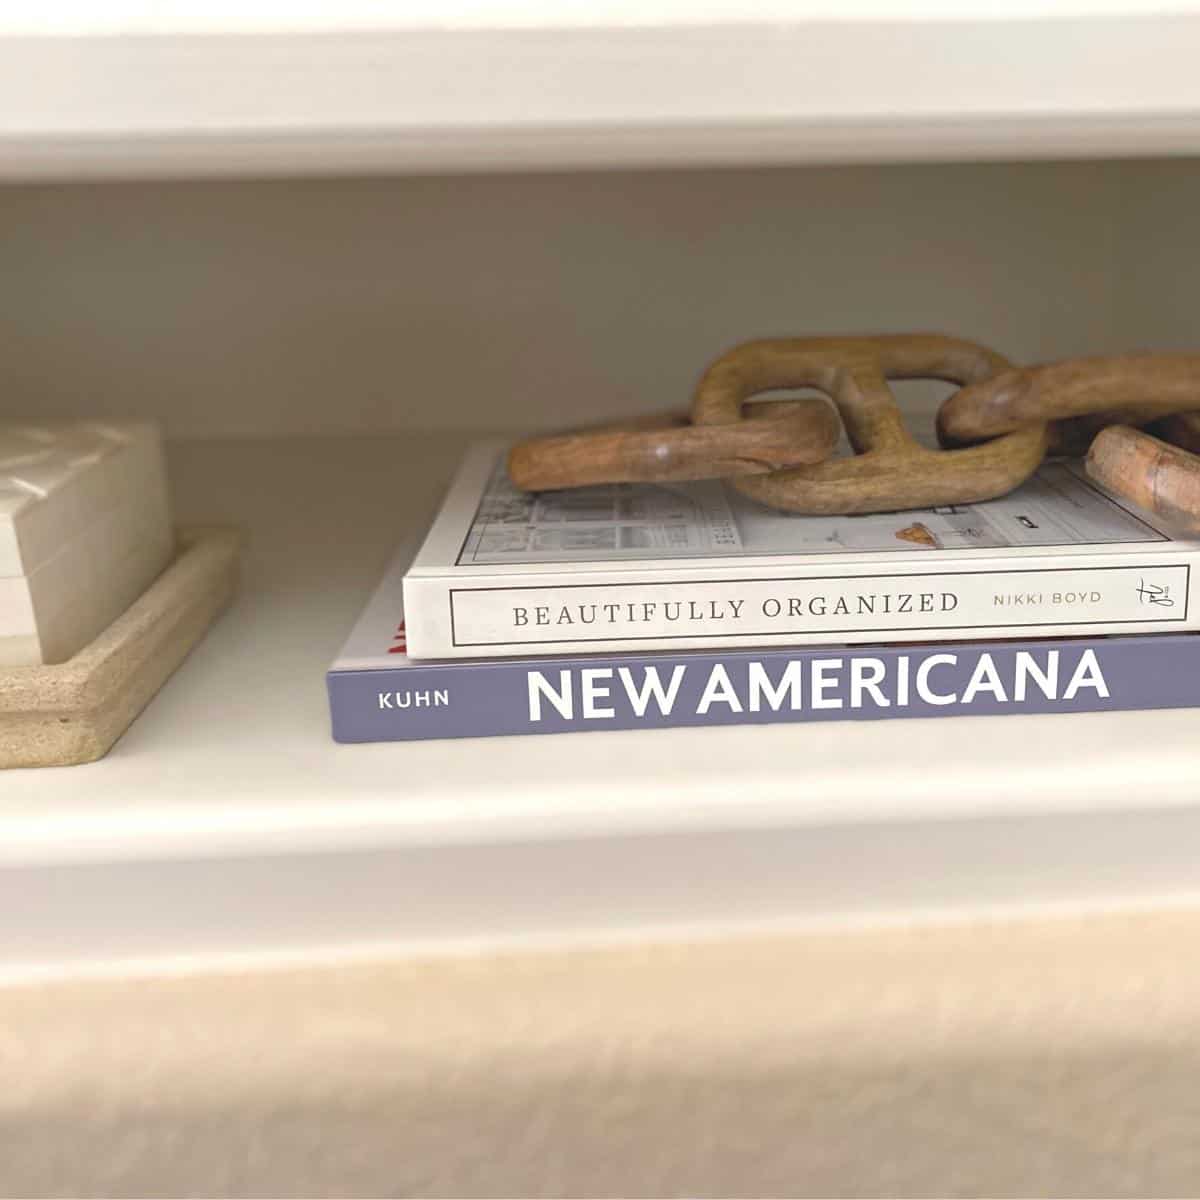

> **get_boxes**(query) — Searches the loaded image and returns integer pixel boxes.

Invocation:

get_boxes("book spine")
[403,560,1196,657]
[328,634,1200,744]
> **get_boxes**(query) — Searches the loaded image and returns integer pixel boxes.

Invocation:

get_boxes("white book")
[403,440,1200,659]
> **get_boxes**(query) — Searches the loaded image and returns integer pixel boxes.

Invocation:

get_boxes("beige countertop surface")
[4,907,1200,1197]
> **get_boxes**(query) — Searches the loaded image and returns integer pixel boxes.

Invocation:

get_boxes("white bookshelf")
[5,433,1200,979]
[6,12,1200,1194]
[5,4,1200,178]
[1,5,1199,971]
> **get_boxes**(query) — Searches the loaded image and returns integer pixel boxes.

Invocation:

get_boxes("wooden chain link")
[690,334,1047,514]
[508,338,1200,531]
[507,399,838,491]
[939,354,1200,533]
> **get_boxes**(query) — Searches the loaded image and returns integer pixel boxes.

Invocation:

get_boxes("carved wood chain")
[508,335,1200,534]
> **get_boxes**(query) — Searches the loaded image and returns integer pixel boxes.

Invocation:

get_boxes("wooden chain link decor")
[690,334,1047,515]
[507,399,838,490]
[939,353,1200,533]
[507,336,1200,531]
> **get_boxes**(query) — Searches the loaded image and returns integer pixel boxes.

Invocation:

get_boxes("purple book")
[328,541,1200,744]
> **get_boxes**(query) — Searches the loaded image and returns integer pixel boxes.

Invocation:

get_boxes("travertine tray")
[0,527,241,769]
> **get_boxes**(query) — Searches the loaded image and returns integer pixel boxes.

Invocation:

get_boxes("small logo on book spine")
[1136,579,1175,607]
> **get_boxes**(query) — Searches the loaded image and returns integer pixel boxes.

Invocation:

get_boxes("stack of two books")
[328,441,1200,744]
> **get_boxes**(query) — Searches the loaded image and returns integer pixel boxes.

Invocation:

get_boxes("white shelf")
[4,433,1200,979]
[6,8,1200,178]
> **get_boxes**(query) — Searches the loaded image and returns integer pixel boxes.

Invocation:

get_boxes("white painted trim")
[4,16,1200,178]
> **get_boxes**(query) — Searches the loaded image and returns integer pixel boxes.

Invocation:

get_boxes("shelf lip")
[7,114,1200,182]
[6,15,1200,179]
[1,737,1200,868]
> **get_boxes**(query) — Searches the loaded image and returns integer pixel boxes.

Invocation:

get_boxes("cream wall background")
[12,1,1197,35]
[2,160,1159,439]
[4,909,1200,1196]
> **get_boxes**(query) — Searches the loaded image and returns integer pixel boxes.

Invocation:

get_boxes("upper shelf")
[6,5,1200,179]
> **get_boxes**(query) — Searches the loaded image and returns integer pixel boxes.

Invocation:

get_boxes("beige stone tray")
[0,527,241,769]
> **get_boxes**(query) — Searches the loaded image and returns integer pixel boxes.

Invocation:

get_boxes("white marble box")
[0,422,173,666]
